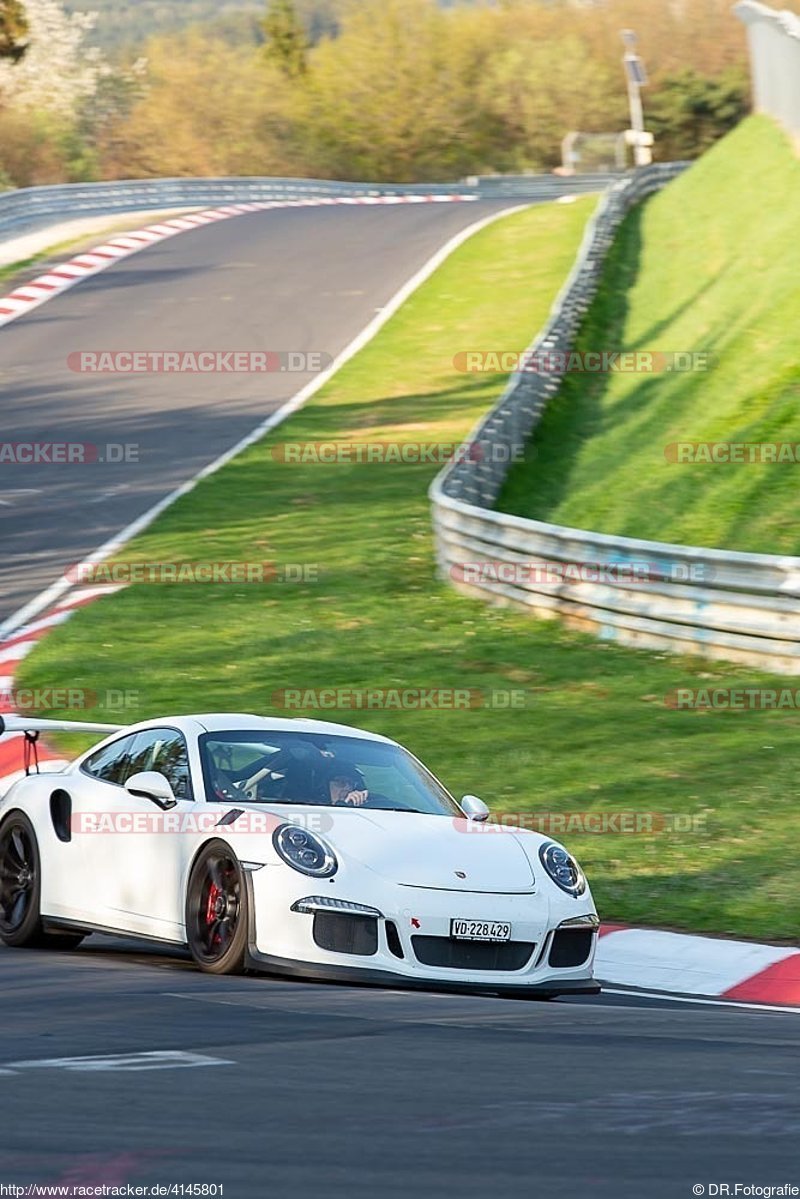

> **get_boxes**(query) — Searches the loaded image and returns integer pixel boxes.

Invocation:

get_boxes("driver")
[327,762,369,807]
[208,745,373,807]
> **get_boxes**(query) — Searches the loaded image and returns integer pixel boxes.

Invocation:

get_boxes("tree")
[648,67,749,161]
[0,0,29,62]
[99,30,300,179]
[478,33,626,171]
[262,0,308,79]
[296,0,489,181]
[0,0,106,116]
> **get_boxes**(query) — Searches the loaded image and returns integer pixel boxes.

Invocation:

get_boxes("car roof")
[121,713,398,745]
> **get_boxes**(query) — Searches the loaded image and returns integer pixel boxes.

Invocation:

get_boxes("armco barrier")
[736,0,800,143]
[0,172,617,239]
[430,161,800,675]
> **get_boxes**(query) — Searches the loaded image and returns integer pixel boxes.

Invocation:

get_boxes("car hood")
[307,809,537,893]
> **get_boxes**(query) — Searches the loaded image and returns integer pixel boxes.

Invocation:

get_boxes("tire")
[0,812,84,950]
[185,840,248,975]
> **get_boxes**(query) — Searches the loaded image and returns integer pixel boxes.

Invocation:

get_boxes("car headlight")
[539,841,586,897]
[273,824,337,878]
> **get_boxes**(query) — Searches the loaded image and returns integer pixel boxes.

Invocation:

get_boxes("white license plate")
[450,919,511,942]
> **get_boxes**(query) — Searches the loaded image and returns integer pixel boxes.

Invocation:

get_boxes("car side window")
[81,734,138,785]
[127,728,193,801]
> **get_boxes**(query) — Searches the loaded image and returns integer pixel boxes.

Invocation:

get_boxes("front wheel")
[185,840,248,975]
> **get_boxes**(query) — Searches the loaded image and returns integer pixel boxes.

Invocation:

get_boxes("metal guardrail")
[0,172,619,239]
[466,173,617,199]
[430,161,800,674]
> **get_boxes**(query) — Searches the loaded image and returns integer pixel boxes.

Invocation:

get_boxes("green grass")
[499,116,800,555]
[0,212,202,289]
[0,254,43,287]
[16,190,800,942]
[0,234,116,287]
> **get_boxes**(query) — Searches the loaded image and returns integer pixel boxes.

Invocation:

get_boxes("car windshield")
[199,730,461,816]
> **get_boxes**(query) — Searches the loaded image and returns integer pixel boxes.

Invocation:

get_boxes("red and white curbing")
[0,586,123,790]
[0,194,474,330]
[596,923,800,1006]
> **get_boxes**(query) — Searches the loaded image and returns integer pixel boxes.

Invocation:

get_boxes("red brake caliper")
[206,883,221,930]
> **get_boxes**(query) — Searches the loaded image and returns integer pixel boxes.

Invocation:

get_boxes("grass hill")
[498,116,800,555]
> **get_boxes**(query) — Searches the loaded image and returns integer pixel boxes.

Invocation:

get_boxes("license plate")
[450,919,511,942]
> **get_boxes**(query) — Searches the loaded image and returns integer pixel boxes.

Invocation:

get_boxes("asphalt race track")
[1,937,799,1198]
[0,200,510,625]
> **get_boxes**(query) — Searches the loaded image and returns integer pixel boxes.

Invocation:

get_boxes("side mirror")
[125,771,178,810]
[460,794,490,822]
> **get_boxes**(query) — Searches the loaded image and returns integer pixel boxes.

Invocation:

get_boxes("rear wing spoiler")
[0,715,124,737]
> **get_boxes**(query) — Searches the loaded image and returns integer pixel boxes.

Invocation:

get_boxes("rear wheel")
[0,813,83,950]
[185,840,248,975]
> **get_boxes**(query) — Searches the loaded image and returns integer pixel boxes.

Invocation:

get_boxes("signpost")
[621,29,653,166]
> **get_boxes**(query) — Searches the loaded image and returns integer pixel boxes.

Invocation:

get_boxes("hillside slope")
[498,116,800,555]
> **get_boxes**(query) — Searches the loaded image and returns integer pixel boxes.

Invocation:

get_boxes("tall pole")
[627,72,646,165]
[621,29,652,167]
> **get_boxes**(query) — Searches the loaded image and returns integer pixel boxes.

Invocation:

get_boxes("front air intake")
[312,912,378,957]
[411,937,535,971]
[548,929,594,968]
[385,920,404,959]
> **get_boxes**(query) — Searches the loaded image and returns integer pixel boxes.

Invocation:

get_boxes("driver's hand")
[339,789,368,807]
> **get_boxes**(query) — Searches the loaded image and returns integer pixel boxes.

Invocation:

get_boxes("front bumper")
[245,867,600,998]
[245,945,600,998]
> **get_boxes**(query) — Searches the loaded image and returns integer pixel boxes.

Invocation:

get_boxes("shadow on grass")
[496,206,644,519]
[496,206,732,527]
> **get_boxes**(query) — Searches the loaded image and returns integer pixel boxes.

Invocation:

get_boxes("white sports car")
[0,712,600,998]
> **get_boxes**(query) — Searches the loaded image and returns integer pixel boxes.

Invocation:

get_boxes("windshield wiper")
[365,806,422,813]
